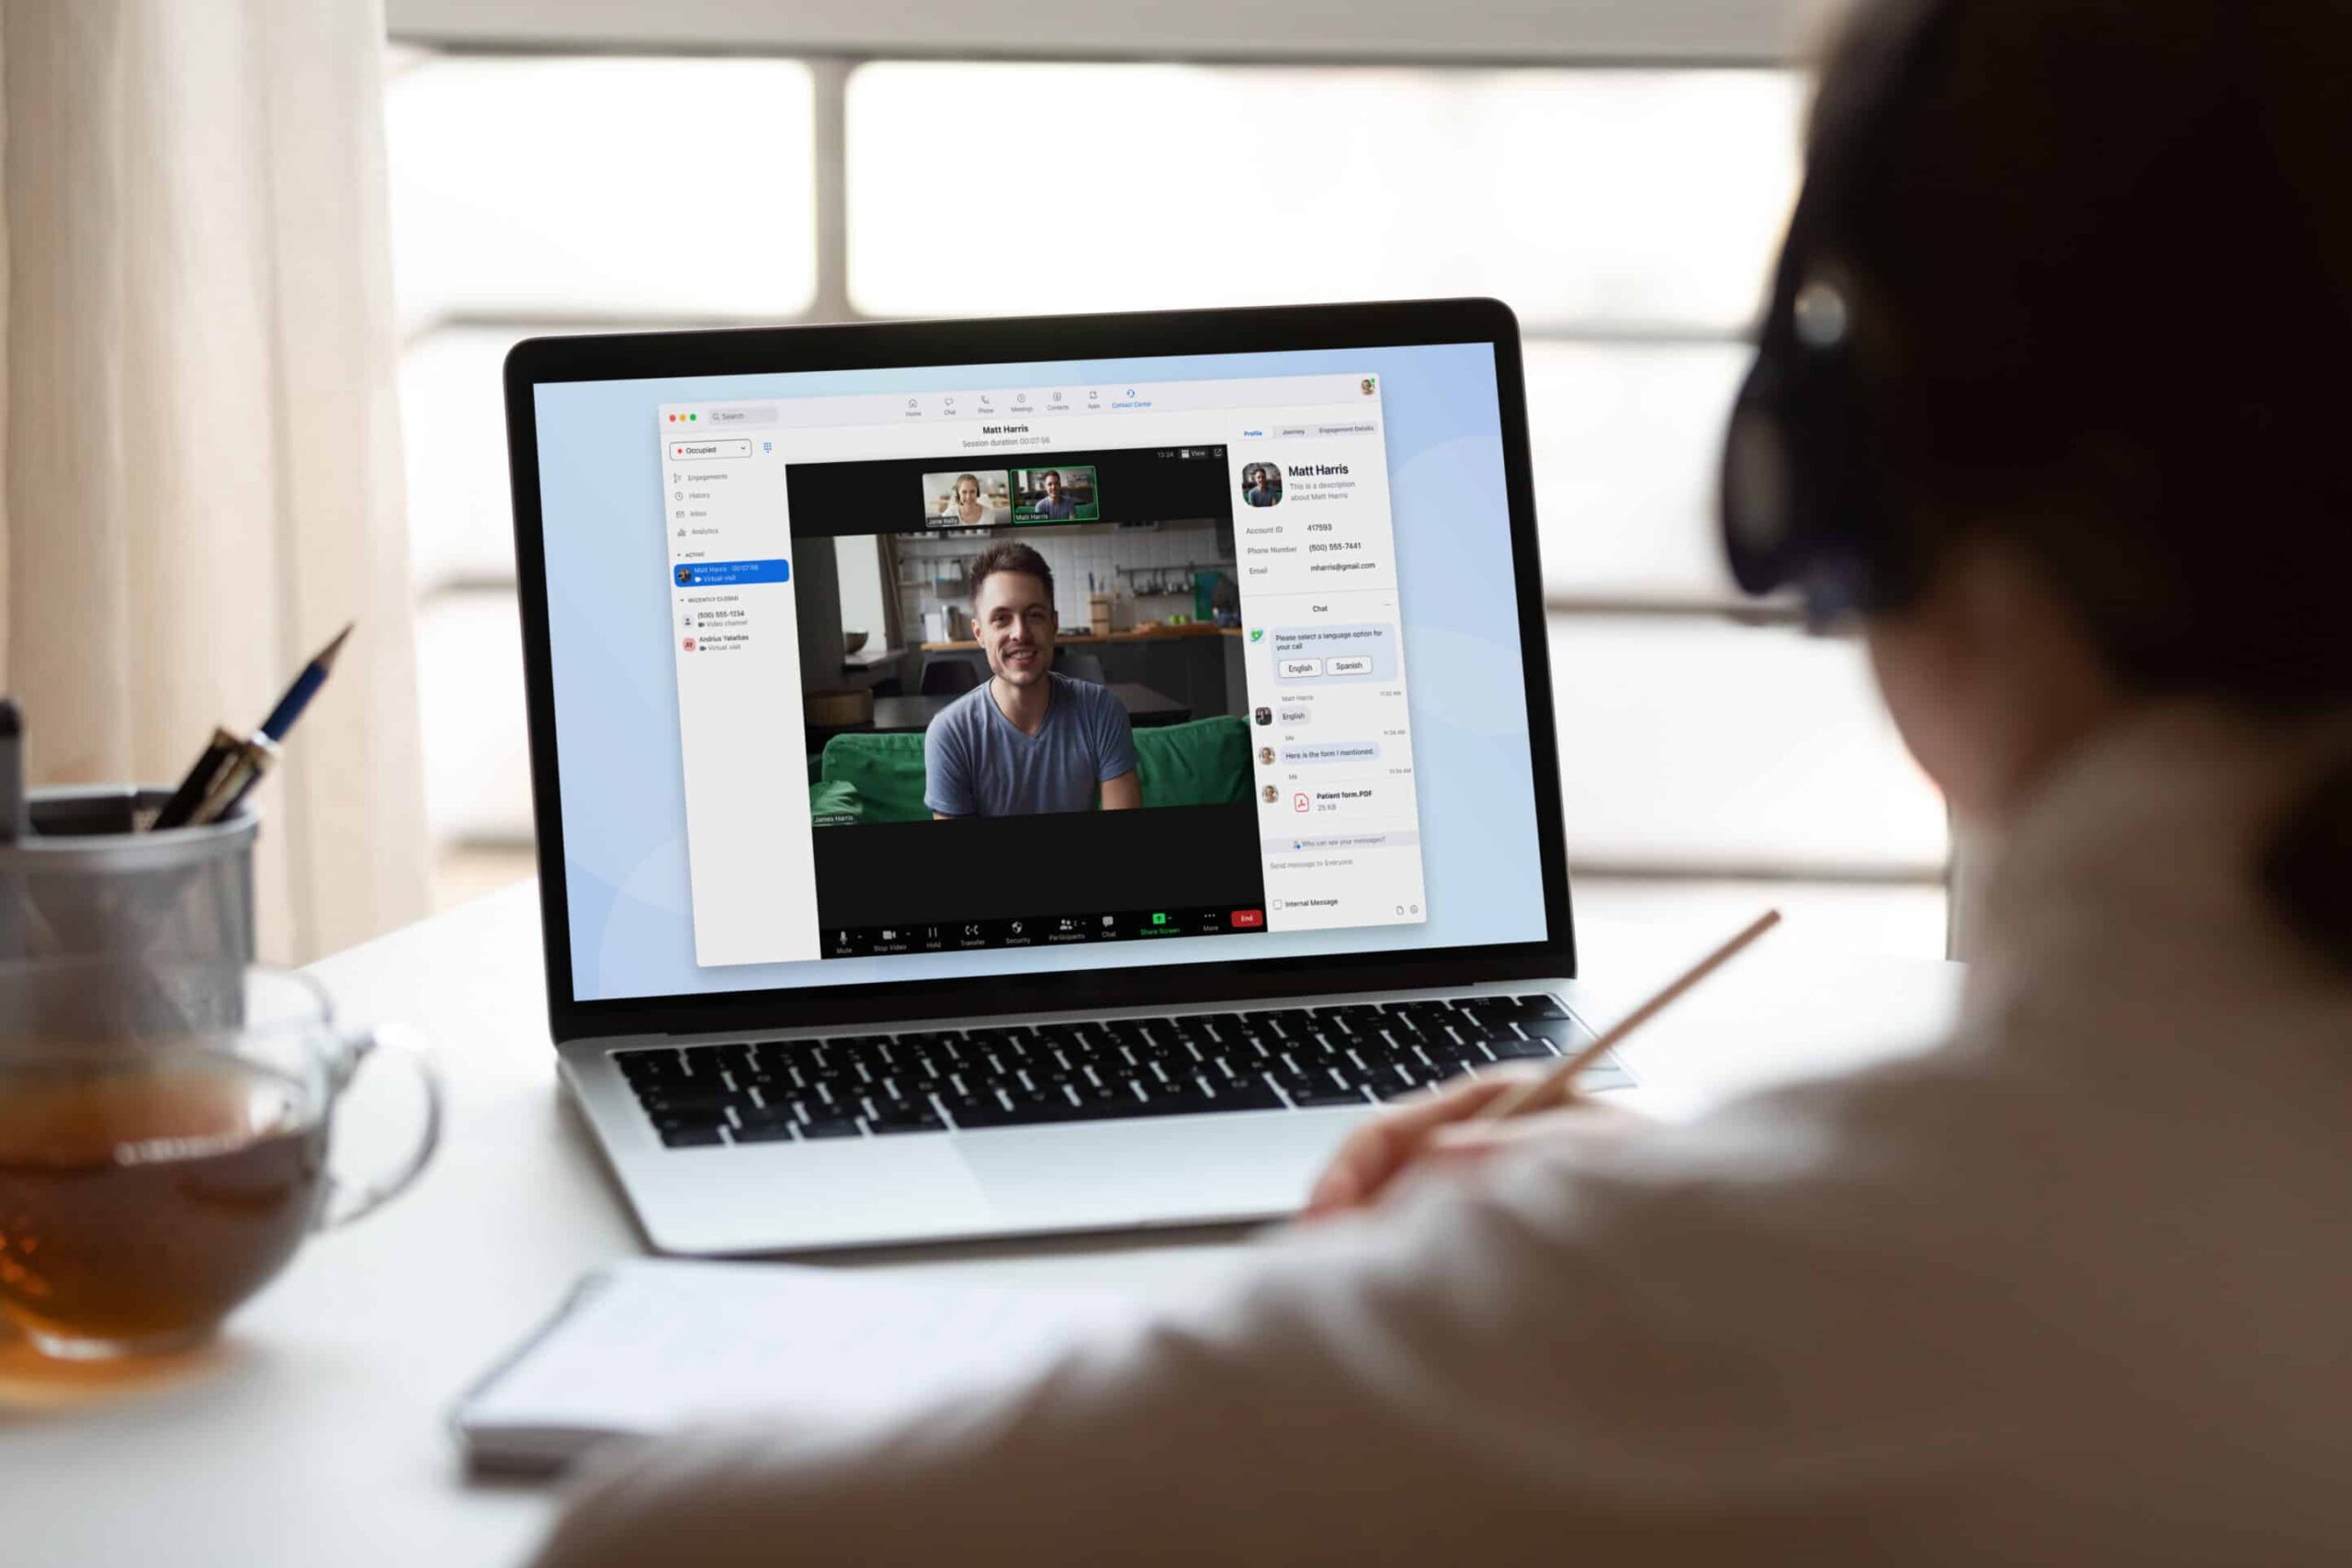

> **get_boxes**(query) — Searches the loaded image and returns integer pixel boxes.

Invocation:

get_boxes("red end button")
[1229,908,1265,930]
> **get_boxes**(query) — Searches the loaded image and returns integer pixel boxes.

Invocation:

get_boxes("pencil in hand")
[1476,908,1783,1122]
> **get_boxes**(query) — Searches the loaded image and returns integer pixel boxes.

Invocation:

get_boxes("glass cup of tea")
[0,957,441,1359]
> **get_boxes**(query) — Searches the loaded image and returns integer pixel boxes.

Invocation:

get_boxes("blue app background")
[534,341,1547,1002]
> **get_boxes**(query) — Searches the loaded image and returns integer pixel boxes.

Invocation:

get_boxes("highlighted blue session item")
[673,558,789,587]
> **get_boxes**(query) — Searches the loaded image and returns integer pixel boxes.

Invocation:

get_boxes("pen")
[1476,908,1783,1122]
[258,623,354,741]
[150,727,243,831]
[0,699,24,841]
[151,624,353,831]
[191,733,281,828]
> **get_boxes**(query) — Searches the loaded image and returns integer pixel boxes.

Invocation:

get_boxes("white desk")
[4,883,1962,1567]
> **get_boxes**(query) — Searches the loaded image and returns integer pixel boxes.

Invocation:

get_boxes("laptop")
[503,298,1623,1255]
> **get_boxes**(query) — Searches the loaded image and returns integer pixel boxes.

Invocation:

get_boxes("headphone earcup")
[1721,365,1798,596]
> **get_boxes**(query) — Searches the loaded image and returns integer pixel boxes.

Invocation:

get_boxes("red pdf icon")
[1292,793,1309,812]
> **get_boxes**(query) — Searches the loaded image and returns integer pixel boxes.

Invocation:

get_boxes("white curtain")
[0,0,428,962]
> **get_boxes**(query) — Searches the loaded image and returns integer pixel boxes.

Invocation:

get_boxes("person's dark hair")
[969,541,1054,607]
[1815,0,2352,971]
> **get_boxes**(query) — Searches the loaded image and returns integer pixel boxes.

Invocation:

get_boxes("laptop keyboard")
[614,994,1619,1148]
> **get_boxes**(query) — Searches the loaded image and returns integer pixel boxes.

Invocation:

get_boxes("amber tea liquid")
[0,1058,325,1351]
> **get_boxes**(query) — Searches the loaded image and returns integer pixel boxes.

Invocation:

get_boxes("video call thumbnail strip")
[786,446,1235,540]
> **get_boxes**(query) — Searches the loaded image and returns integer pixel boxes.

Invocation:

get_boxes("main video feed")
[783,444,1268,956]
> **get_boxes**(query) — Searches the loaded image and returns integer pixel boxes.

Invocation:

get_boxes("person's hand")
[1302,1068,1638,1220]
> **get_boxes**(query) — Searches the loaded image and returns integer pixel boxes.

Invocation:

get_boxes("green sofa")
[809,714,1251,825]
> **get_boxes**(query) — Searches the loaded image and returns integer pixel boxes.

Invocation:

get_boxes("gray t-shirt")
[922,673,1138,818]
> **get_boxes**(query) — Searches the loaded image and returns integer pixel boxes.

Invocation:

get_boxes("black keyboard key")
[1415,1043,1487,1077]
[1478,1031,1557,1061]
[1283,1082,1373,1109]
[1203,1078,1285,1112]
[730,1121,797,1144]
[865,1107,947,1135]
[648,1110,730,1138]
[1386,1001,1462,1035]
[638,1086,741,1113]
[1125,1087,1228,1119]
[942,1090,1085,1130]
[797,1115,865,1139]
[1512,994,1568,1021]
[1512,1017,1584,1048]
[659,1123,727,1147]
[615,1048,684,1081]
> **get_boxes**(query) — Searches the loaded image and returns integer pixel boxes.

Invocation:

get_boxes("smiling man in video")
[924,542,1140,818]
[1027,469,1081,520]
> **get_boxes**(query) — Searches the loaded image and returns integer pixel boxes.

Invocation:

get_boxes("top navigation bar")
[659,373,1378,434]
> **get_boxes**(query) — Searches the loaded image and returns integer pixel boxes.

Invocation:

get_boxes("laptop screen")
[531,339,1550,1003]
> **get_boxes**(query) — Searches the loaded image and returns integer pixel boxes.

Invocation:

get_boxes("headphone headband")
[1719,0,1958,620]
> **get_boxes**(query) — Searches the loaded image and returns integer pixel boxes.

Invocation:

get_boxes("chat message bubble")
[1280,741,1381,764]
[1269,624,1397,682]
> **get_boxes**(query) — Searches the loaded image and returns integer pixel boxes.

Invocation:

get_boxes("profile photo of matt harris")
[1241,462,1283,508]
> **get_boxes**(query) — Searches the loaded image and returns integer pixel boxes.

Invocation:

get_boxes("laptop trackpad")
[954,1111,1374,1229]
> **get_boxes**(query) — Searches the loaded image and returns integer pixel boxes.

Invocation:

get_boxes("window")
[385,48,1950,957]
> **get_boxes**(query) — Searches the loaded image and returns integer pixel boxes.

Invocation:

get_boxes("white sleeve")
[527,1061,2104,1568]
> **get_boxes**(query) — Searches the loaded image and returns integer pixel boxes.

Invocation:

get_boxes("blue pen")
[259,624,354,741]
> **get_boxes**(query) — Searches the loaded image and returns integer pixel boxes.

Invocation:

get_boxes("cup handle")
[316,1023,445,1231]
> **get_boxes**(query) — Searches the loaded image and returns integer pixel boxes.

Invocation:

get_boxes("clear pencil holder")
[0,787,258,1029]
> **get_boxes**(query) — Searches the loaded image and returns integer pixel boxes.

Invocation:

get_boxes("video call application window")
[659,370,1427,970]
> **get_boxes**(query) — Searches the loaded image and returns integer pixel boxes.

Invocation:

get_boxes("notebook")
[454,1258,1133,1473]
